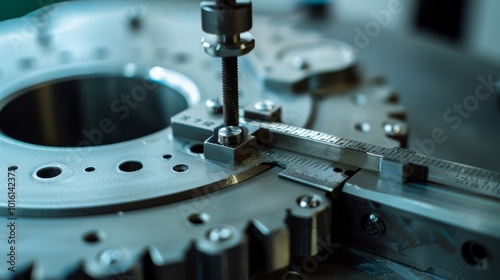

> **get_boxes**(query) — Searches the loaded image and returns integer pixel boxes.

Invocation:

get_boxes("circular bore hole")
[187,212,209,225]
[354,122,371,132]
[462,241,490,270]
[333,167,343,173]
[172,164,189,173]
[162,154,172,159]
[0,76,190,147]
[36,167,62,179]
[385,92,400,104]
[345,170,356,177]
[189,144,204,154]
[83,231,101,244]
[119,161,143,172]
[85,167,96,172]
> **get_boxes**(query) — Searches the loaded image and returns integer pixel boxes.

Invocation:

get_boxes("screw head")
[383,122,406,136]
[297,195,321,208]
[99,249,125,266]
[361,214,386,237]
[218,126,243,146]
[293,56,309,70]
[206,98,223,114]
[254,100,276,112]
[207,227,233,242]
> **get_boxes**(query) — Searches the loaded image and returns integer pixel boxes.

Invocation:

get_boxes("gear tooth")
[0,262,34,280]
[192,229,248,280]
[247,219,290,273]
[287,197,332,257]
[67,263,93,280]
[141,247,186,280]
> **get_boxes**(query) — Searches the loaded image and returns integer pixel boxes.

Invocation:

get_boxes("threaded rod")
[221,57,239,127]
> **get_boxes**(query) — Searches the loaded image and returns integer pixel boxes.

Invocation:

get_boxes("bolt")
[201,0,254,145]
[218,126,243,146]
[221,57,239,127]
[254,100,276,112]
[206,98,223,114]
[207,227,233,242]
[384,123,403,135]
[293,56,309,70]
[99,249,125,266]
[361,214,386,237]
[297,195,321,208]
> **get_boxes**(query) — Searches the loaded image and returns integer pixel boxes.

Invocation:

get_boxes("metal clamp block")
[204,126,258,164]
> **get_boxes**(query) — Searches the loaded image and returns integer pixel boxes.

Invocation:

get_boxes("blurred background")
[2,1,499,65]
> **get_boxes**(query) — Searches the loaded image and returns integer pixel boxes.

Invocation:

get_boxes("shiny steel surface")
[2,0,498,280]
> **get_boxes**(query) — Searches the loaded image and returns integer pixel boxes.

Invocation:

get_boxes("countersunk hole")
[189,144,204,154]
[333,167,343,173]
[162,154,172,159]
[188,212,209,225]
[85,167,96,172]
[36,167,62,179]
[83,231,101,244]
[462,241,490,270]
[172,164,189,173]
[119,161,143,172]
[354,122,371,132]
[345,170,356,177]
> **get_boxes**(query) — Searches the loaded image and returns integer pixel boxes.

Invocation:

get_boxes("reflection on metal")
[1,1,498,280]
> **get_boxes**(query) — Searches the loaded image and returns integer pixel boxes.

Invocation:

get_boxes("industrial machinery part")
[1,1,497,280]
[201,0,255,141]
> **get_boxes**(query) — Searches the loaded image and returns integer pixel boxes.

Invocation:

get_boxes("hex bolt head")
[99,249,125,266]
[218,126,243,146]
[297,195,321,208]
[362,213,386,237]
[206,98,223,114]
[207,226,233,242]
[254,100,276,112]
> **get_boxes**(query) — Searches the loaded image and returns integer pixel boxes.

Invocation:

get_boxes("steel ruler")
[249,120,500,200]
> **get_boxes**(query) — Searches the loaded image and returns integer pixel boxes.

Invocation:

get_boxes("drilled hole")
[188,213,209,225]
[36,167,62,179]
[345,170,356,177]
[462,241,490,270]
[83,231,101,244]
[333,167,343,173]
[354,122,371,132]
[119,161,143,172]
[172,164,189,173]
[85,167,96,172]
[162,154,172,159]
[189,144,204,154]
